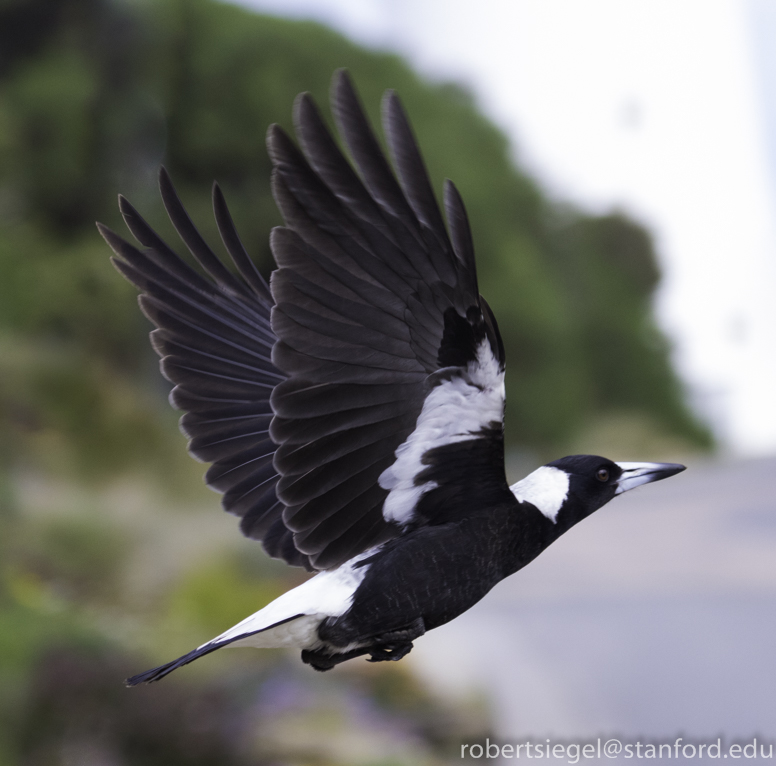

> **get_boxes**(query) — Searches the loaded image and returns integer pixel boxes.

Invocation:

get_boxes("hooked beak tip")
[614,461,686,494]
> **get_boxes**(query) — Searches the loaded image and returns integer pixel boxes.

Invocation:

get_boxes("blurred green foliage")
[0,0,710,490]
[167,554,291,639]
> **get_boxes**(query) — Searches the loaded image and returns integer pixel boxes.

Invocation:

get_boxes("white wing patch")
[379,338,505,526]
[509,466,569,523]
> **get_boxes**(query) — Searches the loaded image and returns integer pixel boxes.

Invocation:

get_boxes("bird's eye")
[596,468,609,482]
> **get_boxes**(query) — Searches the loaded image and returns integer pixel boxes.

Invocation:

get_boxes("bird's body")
[126,481,560,681]
[99,71,685,685]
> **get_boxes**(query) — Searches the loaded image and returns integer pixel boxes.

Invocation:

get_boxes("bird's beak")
[614,461,686,494]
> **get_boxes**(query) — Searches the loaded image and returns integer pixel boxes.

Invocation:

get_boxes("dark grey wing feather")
[98,180,313,571]
[158,168,254,301]
[331,73,423,242]
[381,90,459,289]
[444,180,479,303]
[212,182,273,303]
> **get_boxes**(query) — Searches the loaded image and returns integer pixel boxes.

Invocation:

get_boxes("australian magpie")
[98,70,685,685]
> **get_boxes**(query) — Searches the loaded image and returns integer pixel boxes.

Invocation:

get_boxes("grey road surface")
[408,456,776,746]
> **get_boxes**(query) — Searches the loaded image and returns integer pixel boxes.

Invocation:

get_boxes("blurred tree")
[550,211,708,443]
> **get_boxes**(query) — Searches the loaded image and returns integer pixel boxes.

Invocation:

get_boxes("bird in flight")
[99,70,685,685]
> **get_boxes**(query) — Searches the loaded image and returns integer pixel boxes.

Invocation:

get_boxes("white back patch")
[509,466,569,523]
[379,338,505,526]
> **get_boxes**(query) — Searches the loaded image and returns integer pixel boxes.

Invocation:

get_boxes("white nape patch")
[379,338,505,525]
[509,466,570,523]
[201,552,372,651]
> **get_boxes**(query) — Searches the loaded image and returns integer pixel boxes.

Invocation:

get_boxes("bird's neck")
[498,500,573,578]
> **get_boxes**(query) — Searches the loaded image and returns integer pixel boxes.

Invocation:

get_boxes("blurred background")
[0,0,773,763]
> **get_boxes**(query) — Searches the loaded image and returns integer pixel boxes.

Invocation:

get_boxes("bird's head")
[510,455,686,530]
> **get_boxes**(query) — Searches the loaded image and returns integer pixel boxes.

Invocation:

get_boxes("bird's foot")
[365,617,425,663]
[301,646,370,672]
[367,641,413,662]
[304,617,426,669]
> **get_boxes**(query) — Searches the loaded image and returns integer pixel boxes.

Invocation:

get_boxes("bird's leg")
[306,617,426,668]
[366,617,425,663]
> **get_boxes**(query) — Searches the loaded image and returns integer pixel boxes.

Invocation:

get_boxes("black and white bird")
[99,71,685,685]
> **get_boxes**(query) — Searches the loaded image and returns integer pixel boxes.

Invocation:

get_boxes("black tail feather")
[125,614,307,686]
[125,642,225,686]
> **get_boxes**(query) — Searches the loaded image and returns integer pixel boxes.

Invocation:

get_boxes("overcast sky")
[234,0,776,456]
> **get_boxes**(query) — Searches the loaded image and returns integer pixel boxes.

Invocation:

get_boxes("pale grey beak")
[614,461,686,494]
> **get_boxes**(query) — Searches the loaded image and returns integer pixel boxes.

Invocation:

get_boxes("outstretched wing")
[98,173,312,570]
[99,70,507,573]
[267,70,507,569]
